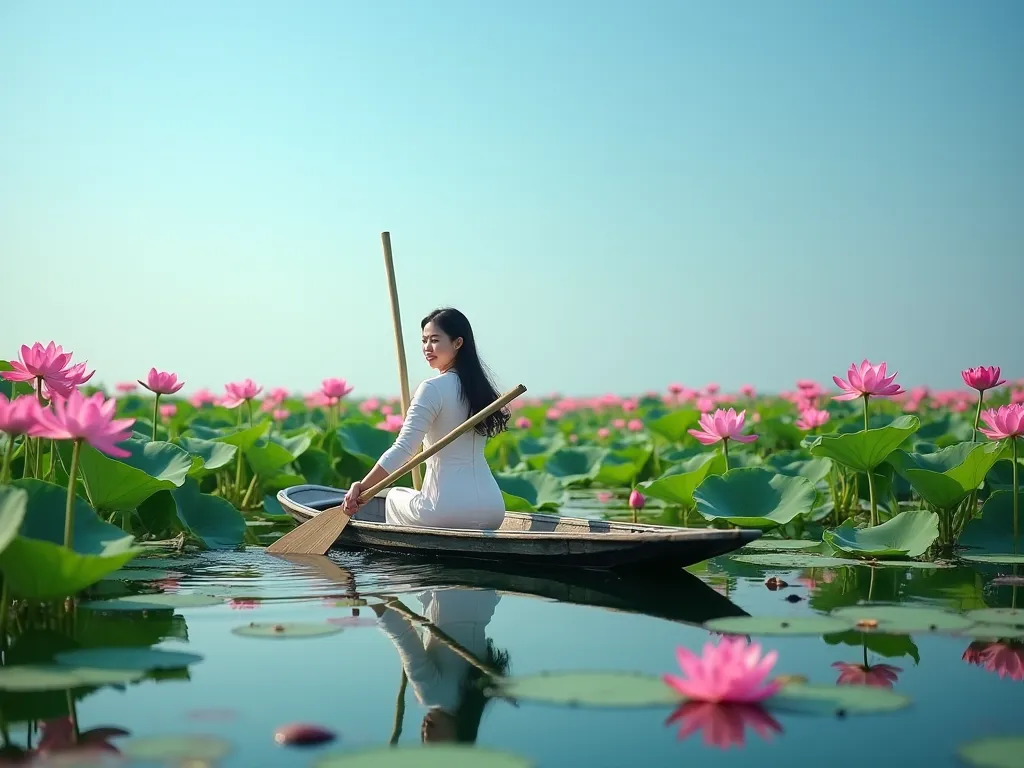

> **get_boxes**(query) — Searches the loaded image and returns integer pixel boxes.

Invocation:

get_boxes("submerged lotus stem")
[64,439,82,549]
[152,393,161,441]
[0,436,13,484]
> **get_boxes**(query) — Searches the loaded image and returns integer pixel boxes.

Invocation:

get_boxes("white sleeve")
[376,607,440,693]
[377,379,443,473]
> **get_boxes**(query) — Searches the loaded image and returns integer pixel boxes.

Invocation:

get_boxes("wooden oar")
[265,383,527,555]
[380,231,422,492]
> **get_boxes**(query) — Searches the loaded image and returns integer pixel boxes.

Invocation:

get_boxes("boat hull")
[277,484,760,571]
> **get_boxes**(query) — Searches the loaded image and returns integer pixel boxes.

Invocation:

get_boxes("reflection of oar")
[266,383,526,556]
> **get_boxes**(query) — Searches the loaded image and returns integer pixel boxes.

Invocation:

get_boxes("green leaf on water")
[829,604,974,633]
[692,468,817,529]
[764,455,833,485]
[170,477,246,549]
[313,746,535,768]
[189,422,269,451]
[766,682,911,716]
[960,491,1018,555]
[957,736,1024,768]
[810,415,920,472]
[595,447,651,487]
[732,554,856,568]
[231,622,343,639]
[646,409,700,444]
[80,593,223,612]
[742,539,821,551]
[244,432,312,477]
[641,454,726,509]
[888,442,1004,509]
[0,664,144,691]
[490,671,679,708]
[821,631,921,663]
[703,615,858,636]
[961,553,1024,565]
[544,447,608,483]
[55,647,203,671]
[823,510,939,559]
[336,422,395,467]
[963,608,1024,627]
[492,471,565,512]
[122,735,233,762]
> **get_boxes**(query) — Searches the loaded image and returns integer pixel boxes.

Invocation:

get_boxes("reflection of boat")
[277,484,760,571]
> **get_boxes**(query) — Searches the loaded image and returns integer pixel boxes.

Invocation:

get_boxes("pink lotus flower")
[306,391,331,409]
[696,396,715,413]
[0,394,42,435]
[267,387,290,403]
[597,427,610,439]
[612,418,626,429]
[668,383,685,395]
[979,404,1024,441]
[189,388,217,407]
[138,368,184,395]
[515,417,532,429]
[664,701,782,750]
[832,360,905,401]
[703,383,720,395]
[115,381,138,393]
[223,379,263,408]
[627,418,643,432]
[381,404,393,416]
[832,662,902,688]
[739,384,756,398]
[623,399,638,413]
[795,408,830,431]
[32,390,135,458]
[1013,389,1024,405]
[596,491,614,503]
[272,408,290,421]
[664,636,780,703]
[376,414,404,432]
[321,378,353,400]
[2,341,80,398]
[962,366,1006,392]
[359,397,381,415]
[159,404,177,419]
[688,408,758,446]
[629,489,645,510]
[44,361,95,399]
[546,408,562,420]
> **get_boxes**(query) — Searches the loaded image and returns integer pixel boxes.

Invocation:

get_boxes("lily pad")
[766,682,911,716]
[958,736,1024,768]
[493,471,565,512]
[336,422,395,467]
[829,605,974,633]
[641,454,726,509]
[764,455,833,485]
[0,664,144,691]
[742,539,821,551]
[823,510,939,559]
[595,447,651,487]
[122,735,232,762]
[703,615,858,636]
[732,554,856,568]
[646,409,700,444]
[490,671,679,708]
[692,468,817,529]
[960,491,1018,554]
[810,416,920,472]
[544,447,608,483]
[171,477,247,549]
[245,432,312,476]
[231,622,343,638]
[952,624,1024,640]
[888,442,1003,509]
[313,746,534,768]
[122,557,193,569]
[80,593,223,612]
[963,608,1024,627]
[55,647,203,671]
[960,553,1024,565]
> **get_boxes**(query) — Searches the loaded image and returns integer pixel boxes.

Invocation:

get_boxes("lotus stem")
[722,439,730,472]
[1013,437,1019,554]
[241,473,259,508]
[247,399,253,428]
[0,436,14,484]
[64,439,82,549]
[862,395,870,432]
[234,450,244,506]
[152,393,161,441]
[35,378,45,478]
[0,578,8,643]
[972,390,985,441]
[46,440,56,481]
[866,469,877,527]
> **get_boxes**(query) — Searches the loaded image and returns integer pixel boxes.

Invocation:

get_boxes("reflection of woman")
[371,588,510,743]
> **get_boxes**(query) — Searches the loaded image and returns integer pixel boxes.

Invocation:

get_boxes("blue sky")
[2,1,1021,399]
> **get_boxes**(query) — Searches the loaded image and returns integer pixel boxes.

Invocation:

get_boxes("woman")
[342,307,510,529]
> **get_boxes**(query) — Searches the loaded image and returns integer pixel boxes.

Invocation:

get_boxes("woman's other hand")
[342,482,365,515]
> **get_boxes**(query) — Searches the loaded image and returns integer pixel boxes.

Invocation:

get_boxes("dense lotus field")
[0,341,1022,602]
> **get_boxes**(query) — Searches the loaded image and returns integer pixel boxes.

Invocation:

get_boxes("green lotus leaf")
[732,554,856,568]
[963,608,1024,628]
[595,447,651,487]
[823,510,939,559]
[810,415,920,472]
[80,593,223,612]
[188,422,269,450]
[703,615,857,636]
[490,671,679,708]
[888,441,1004,508]
[313,746,534,768]
[767,682,911,715]
[336,422,395,467]
[122,735,233,762]
[646,409,700,444]
[764,454,833,484]
[829,604,974,633]
[55,647,203,671]
[492,471,565,512]
[0,664,145,691]
[641,454,726,509]
[543,447,608,483]
[65,437,193,512]
[170,477,246,549]
[692,468,816,529]
[231,622,343,638]
[179,436,237,477]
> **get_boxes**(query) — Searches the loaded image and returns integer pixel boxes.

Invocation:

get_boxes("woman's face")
[422,321,462,371]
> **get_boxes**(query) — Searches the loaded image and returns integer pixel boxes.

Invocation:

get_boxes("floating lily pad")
[692,468,817,529]
[122,735,232,762]
[963,608,1024,627]
[490,671,679,708]
[766,682,911,716]
[830,605,974,633]
[100,569,173,582]
[323,598,368,608]
[823,510,939,559]
[743,539,821,551]
[231,622,343,639]
[953,624,1024,640]
[957,736,1024,768]
[733,554,856,568]
[55,648,203,671]
[0,664,144,691]
[313,745,534,767]
[122,557,193,569]
[80,593,223,612]
[703,616,858,636]
[961,553,1024,565]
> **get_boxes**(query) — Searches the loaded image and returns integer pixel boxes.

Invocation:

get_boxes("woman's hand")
[342,481,365,515]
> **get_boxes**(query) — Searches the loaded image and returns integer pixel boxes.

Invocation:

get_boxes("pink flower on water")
[832,360,905,401]
[663,636,780,703]
[381,404,394,416]
[979,404,1024,441]
[962,366,1006,393]
[795,408,830,431]
[359,398,381,415]
[115,382,138,394]
[703,383,720,395]
[321,378,353,400]
[189,388,217,408]
[832,662,902,688]
[32,390,135,458]
[0,394,42,435]
[223,379,263,408]
[1013,389,1024,405]
[623,399,638,413]
[159,404,177,419]
[612,418,626,429]
[376,414,404,432]
[664,701,782,750]
[688,408,758,446]
[546,408,562,420]
[139,368,184,395]
[739,384,756,398]
[596,491,613,503]
[627,418,644,432]
[629,489,645,510]
[668,383,685,395]
[266,387,290,403]
[515,417,532,429]
[597,427,610,439]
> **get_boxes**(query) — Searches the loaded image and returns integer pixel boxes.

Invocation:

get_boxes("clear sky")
[2,1,1021,399]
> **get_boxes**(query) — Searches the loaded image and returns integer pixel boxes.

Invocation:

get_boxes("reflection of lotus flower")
[831,661,901,688]
[833,360,905,401]
[663,636,780,703]
[963,640,1024,681]
[32,390,135,458]
[665,701,781,749]
[962,366,1006,392]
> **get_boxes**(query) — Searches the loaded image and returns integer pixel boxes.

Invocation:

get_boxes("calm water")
[3,540,1022,767]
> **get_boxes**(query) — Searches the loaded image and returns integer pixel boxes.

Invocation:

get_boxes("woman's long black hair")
[421,307,509,437]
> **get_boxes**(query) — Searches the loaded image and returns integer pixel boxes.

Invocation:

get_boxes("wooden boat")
[276,484,762,571]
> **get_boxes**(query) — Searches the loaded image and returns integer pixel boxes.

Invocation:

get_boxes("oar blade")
[265,505,352,555]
